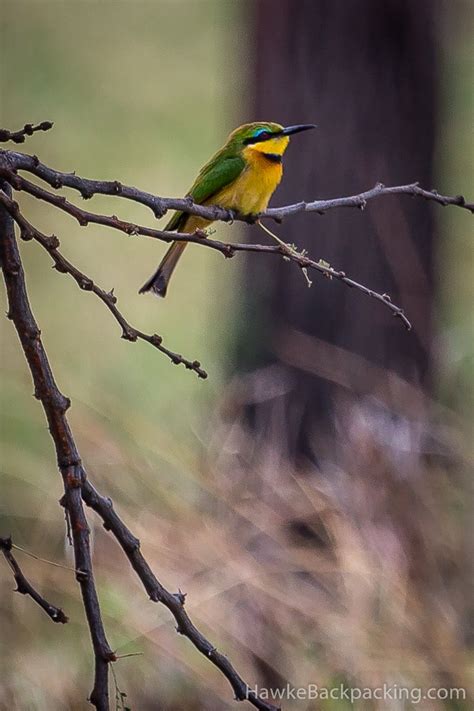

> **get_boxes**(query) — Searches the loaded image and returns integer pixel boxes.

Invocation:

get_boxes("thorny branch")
[0,121,54,145]
[2,167,413,329]
[1,146,473,222]
[81,481,279,711]
[0,183,280,711]
[0,187,207,378]
[1,122,472,710]
[0,141,471,338]
[0,536,69,624]
[0,183,115,710]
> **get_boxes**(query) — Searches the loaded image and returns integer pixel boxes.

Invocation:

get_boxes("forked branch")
[0,183,279,711]
[1,168,412,330]
[0,185,114,710]
[1,121,472,711]
[1,146,473,220]
[0,187,207,378]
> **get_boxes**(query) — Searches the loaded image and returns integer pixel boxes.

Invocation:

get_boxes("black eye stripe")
[243,130,281,146]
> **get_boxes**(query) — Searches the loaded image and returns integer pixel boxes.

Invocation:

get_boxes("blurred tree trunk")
[235,0,437,459]
[225,3,472,695]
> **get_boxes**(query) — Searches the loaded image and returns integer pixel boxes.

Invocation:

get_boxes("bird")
[139,121,316,297]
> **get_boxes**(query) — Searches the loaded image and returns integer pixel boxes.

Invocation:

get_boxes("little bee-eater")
[139,122,316,297]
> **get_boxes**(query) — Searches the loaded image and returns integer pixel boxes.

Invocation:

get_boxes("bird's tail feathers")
[138,241,187,297]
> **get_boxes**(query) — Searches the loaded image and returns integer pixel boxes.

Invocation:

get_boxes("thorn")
[175,589,186,605]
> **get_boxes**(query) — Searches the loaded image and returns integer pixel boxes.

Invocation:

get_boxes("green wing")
[165,150,245,231]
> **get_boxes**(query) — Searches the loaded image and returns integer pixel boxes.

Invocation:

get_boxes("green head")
[229,122,316,144]
[226,121,316,160]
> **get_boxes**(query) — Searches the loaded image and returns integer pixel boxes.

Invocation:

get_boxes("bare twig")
[0,536,69,624]
[0,122,54,144]
[0,188,207,378]
[81,481,279,711]
[1,170,411,330]
[1,147,472,219]
[0,184,280,711]
[1,122,472,710]
[264,181,474,220]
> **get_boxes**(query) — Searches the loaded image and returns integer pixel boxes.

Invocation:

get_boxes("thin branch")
[0,183,280,711]
[1,147,473,220]
[2,170,411,330]
[81,481,280,711]
[0,536,69,623]
[0,188,207,378]
[0,122,54,144]
[264,181,474,220]
[0,185,114,710]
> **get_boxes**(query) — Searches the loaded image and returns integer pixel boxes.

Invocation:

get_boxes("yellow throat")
[213,134,290,216]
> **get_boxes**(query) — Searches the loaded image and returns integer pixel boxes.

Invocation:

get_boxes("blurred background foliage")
[0,1,472,710]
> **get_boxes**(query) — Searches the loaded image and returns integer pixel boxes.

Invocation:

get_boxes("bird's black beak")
[281,124,317,136]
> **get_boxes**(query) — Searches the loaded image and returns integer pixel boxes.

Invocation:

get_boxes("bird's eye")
[255,129,270,140]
